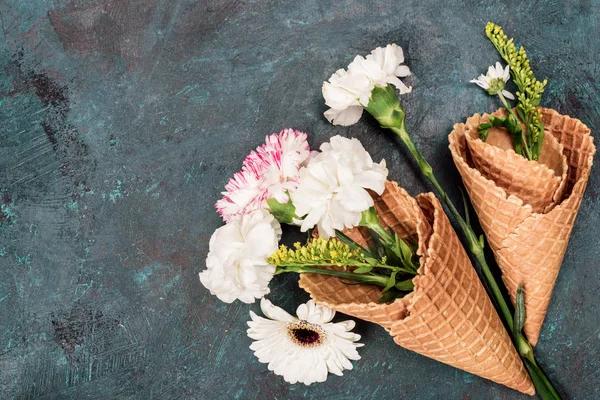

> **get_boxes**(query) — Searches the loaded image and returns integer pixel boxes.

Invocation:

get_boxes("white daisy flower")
[199,209,282,303]
[470,61,515,100]
[216,129,310,222]
[290,135,388,239]
[322,44,412,126]
[247,298,363,385]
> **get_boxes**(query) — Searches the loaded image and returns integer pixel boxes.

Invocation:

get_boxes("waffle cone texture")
[449,108,595,345]
[299,181,534,395]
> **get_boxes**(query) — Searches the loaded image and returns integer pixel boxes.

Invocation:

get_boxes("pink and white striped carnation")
[216,129,310,222]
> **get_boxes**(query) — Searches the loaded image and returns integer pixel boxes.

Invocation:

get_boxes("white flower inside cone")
[470,61,515,100]
[247,298,363,385]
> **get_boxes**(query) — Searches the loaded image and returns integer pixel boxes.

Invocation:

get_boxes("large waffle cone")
[299,182,534,395]
[449,107,595,345]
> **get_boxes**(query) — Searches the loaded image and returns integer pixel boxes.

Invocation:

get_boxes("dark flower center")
[292,328,320,344]
[287,321,324,347]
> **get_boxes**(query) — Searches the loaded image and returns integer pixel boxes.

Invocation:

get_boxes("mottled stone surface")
[0,1,598,399]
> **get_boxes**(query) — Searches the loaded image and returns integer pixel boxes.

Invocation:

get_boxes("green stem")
[277,265,387,286]
[497,92,532,160]
[277,265,415,292]
[360,207,419,274]
[274,260,417,276]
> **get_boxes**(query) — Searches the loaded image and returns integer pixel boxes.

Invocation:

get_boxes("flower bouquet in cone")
[200,127,534,393]
[197,24,590,398]
[449,23,596,346]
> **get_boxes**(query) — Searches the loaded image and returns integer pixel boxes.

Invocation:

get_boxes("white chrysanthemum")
[323,44,412,126]
[470,61,515,100]
[216,129,310,222]
[290,135,388,239]
[199,209,282,303]
[247,298,363,385]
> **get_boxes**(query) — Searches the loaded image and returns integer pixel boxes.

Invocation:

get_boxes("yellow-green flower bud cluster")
[486,22,547,160]
[485,22,547,107]
[267,238,365,267]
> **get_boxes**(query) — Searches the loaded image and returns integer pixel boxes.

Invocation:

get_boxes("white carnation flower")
[290,135,388,239]
[323,44,412,126]
[199,209,282,303]
[216,129,310,222]
[247,298,363,385]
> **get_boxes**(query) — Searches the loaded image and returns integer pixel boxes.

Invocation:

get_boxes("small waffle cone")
[449,107,595,345]
[299,181,534,395]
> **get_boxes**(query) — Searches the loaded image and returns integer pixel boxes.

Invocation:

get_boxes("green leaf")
[379,288,404,303]
[504,113,523,155]
[394,279,415,291]
[389,232,420,273]
[488,115,506,127]
[516,106,527,122]
[364,257,379,266]
[507,113,520,132]
[478,125,490,141]
[514,284,526,334]
[382,271,397,293]
[335,230,374,258]
[406,239,418,253]
[353,266,373,274]
[384,246,402,268]
[368,229,387,260]
[359,206,379,228]
[267,197,299,225]
[523,359,563,400]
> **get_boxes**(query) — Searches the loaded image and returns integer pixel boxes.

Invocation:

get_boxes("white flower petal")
[494,61,504,77]
[386,76,412,94]
[394,65,411,77]
[322,81,361,110]
[324,106,364,126]
[502,89,515,100]
[470,78,488,90]
[503,64,510,81]
[260,297,295,322]
[337,185,374,212]
[297,300,336,324]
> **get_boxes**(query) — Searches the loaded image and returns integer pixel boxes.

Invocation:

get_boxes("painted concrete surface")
[0,1,598,399]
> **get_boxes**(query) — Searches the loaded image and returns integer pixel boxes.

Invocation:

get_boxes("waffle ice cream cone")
[449,107,595,345]
[299,181,534,395]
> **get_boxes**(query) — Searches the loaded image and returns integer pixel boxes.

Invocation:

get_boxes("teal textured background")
[0,1,598,399]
